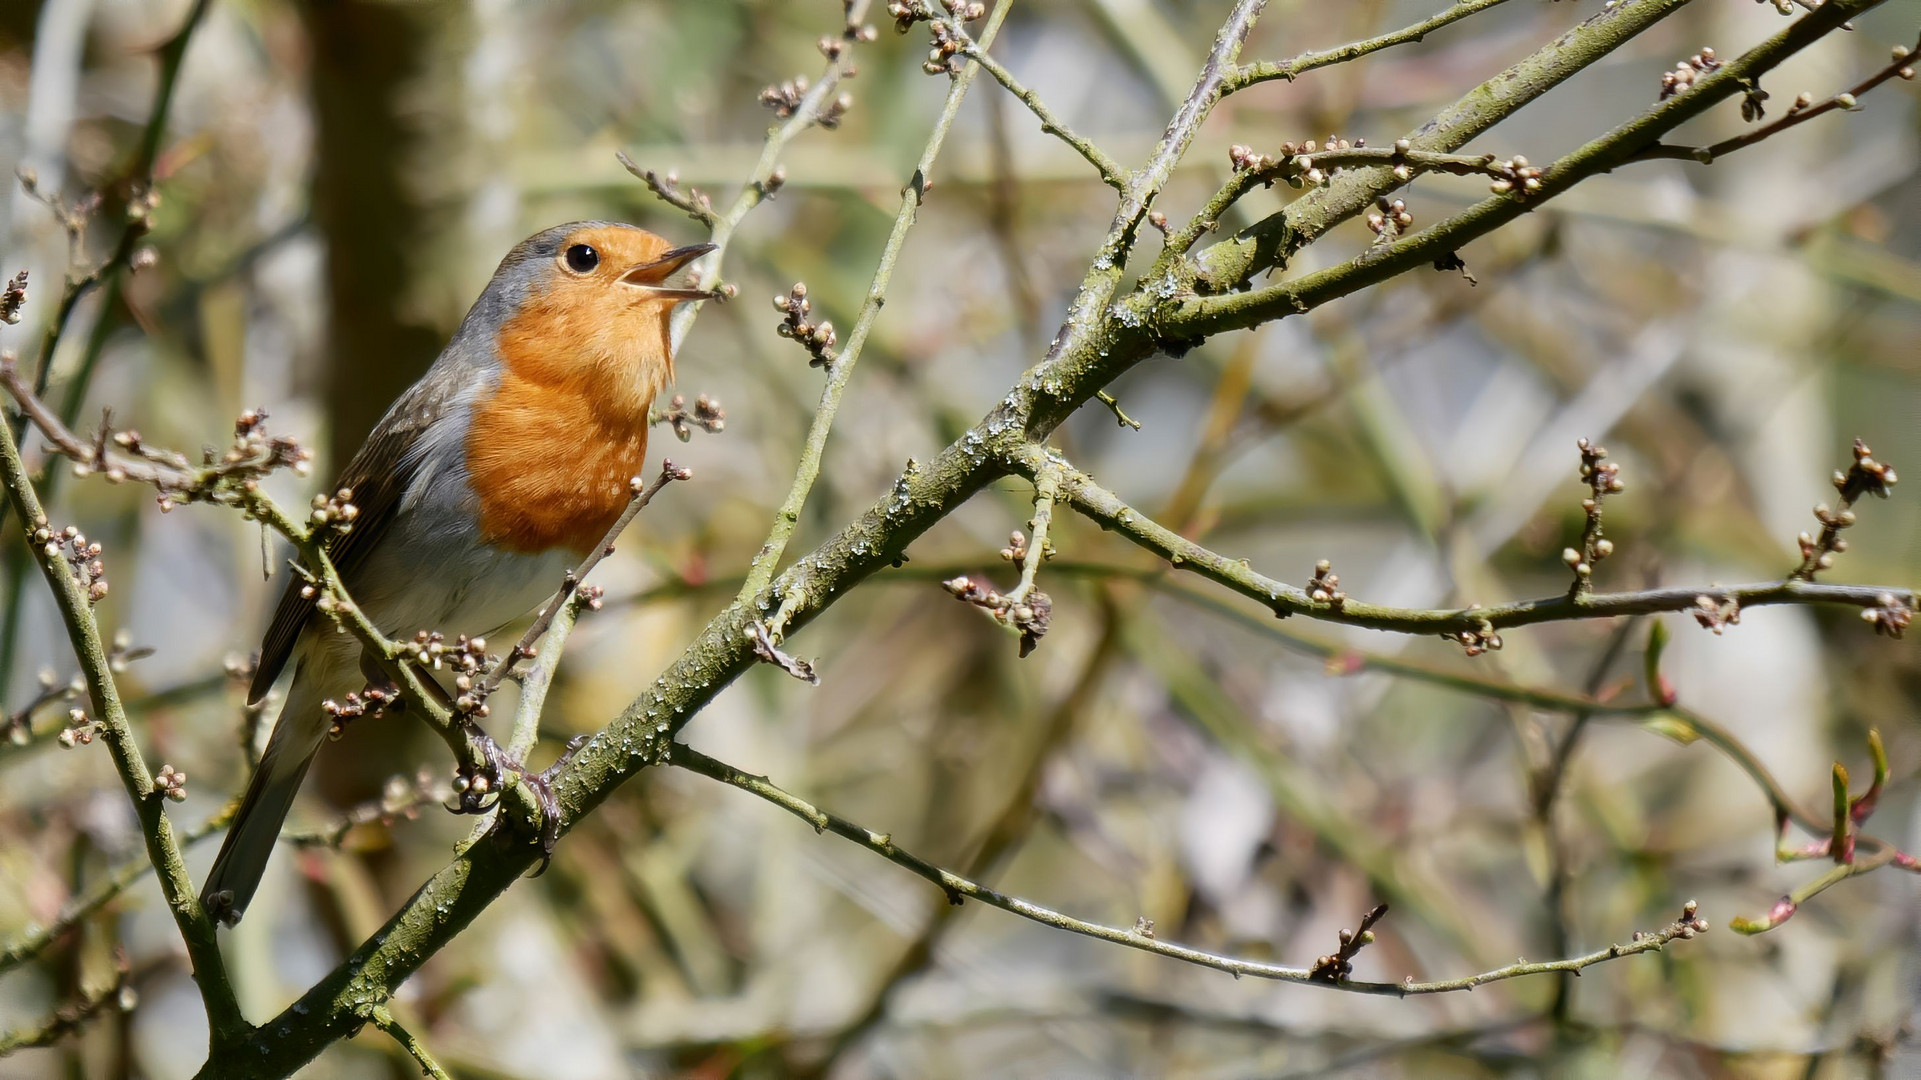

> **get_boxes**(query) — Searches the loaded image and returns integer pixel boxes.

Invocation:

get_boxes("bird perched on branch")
[201,222,713,925]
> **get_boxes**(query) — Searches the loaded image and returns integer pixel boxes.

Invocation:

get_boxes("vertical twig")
[738,0,1016,619]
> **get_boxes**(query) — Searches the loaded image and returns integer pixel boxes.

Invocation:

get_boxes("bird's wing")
[248,371,465,703]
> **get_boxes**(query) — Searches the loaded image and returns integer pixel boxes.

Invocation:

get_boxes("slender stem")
[0,954,131,1056]
[368,1006,454,1080]
[663,1,876,354]
[1635,32,1921,164]
[671,742,1706,995]
[737,0,1013,615]
[959,35,1129,189]
[0,417,244,1041]
[1224,0,1519,93]
[1025,445,1910,635]
[1729,848,1897,934]
[1007,463,1060,602]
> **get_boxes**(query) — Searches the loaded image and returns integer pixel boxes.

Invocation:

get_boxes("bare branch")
[671,743,1711,995]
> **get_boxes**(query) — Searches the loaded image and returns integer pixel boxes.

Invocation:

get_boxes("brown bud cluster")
[1794,439,1896,580]
[402,630,494,715]
[943,575,1052,658]
[33,523,108,604]
[56,709,100,749]
[153,764,188,802]
[322,685,398,739]
[1449,618,1503,658]
[0,269,25,325]
[648,170,714,221]
[1692,594,1741,635]
[759,76,810,118]
[1308,559,1346,609]
[1660,46,1720,100]
[652,393,727,442]
[816,92,856,130]
[1565,438,1622,593]
[774,282,838,368]
[1309,903,1389,983]
[1366,196,1413,241]
[1489,155,1544,198]
[310,488,360,536]
[1861,594,1912,639]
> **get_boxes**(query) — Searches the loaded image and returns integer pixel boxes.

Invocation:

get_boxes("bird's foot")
[451,730,590,874]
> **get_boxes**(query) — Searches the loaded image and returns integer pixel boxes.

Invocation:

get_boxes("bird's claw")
[450,731,590,875]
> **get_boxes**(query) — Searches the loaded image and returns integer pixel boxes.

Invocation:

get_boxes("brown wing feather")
[248,378,458,703]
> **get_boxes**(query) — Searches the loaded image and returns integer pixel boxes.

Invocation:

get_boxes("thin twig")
[1022,444,1911,635]
[0,950,132,1056]
[660,0,879,354]
[1635,32,1921,164]
[1223,0,1519,93]
[671,742,1708,994]
[367,1006,454,1080]
[957,36,1129,189]
[738,0,1015,622]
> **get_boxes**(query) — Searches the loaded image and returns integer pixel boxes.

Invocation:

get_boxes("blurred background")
[1,0,1918,1076]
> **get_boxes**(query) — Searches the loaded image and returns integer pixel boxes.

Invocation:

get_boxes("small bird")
[201,222,713,925]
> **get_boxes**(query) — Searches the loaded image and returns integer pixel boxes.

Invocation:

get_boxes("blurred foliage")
[1,0,1918,1077]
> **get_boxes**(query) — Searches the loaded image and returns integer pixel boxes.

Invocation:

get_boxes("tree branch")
[1020,444,1911,636]
[0,412,244,1042]
[1223,0,1520,94]
[670,742,1710,995]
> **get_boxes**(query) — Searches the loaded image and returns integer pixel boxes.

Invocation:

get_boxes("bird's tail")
[200,666,334,926]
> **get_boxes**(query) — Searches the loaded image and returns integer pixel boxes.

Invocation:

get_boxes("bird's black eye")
[563,243,599,274]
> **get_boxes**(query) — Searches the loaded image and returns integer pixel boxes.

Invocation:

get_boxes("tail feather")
[200,668,332,926]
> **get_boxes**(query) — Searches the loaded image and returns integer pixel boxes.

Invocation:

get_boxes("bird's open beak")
[621,242,718,300]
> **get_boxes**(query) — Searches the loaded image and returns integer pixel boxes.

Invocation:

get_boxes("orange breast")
[464,286,670,556]
[465,373,649,556]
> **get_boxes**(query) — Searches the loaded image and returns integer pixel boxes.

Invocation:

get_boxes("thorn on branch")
[747,622,820,685]
[650,393,727,442]
[1309,903,1389,983]
[774,282,838,368]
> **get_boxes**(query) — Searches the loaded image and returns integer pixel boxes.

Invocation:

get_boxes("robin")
[200,221,714,925]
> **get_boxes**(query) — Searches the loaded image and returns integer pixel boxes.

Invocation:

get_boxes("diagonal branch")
[670,742,1710,995]
[955,33,1129,189]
